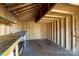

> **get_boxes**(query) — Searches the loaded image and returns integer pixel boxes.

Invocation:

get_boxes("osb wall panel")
[11,24,18,33]
[61,18,65,47]
[51,21,54,42]
[61,18,66,48]
[49,22,52,41]
[28,22,47,40]
[46,22,52,41]
[73,14,76,51]
[17,21,27,32]
[5,25,11,34]
[66,16,72,51]
[46,23,50,40]
[17,21,48,40]
[75,14,79,51]
[57,19,61,45]
[54,20,57,43]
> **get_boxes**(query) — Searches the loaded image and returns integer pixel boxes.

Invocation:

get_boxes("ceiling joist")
[44,16,63,19]
[9,3,33,11]
[16,4,41,13]
[5,3,57,22]
[18,6,41,15]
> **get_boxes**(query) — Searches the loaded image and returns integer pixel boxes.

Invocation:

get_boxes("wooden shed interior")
[0,3,79,56]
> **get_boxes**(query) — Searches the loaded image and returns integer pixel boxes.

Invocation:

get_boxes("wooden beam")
[45,15,65,18]
[44,16,62,19]
[15,44,19,56]
[71,15,73,51]
[18,5,40,15]
[2,39,20,56]
[64,18,66,48]
[48,11,71,17]
[9,4,33,11]
[57,19,60,45]
[53,20,55,43]
[42,18,58,20]
[51,22,52,41]
[72,14,76,51]
[16,4,41,13]
[54,20,56,43]
[51,9,74,15]
[56,20,58,43]
[51,21,53,42]
[11,11,19,18]
[59,19,61,46]
[66,16,72,51]
[74,15,77,48]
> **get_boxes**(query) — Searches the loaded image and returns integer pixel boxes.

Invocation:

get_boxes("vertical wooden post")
[73,14,76,51]
[74,15,77,48]
[49,22,51,40]
[54,20,57,43]
[53,21,55,43]
[15,44,19,56]
[49,22,52,41]
[4,24,6,34]
[59,19,61,46]
[51,22,52,41]
[61,18,66,47]
[61,18,64,47]
[57,19,60,45]
[64,18,66,48]
[56,20,58,44]
[71,15,73,51]
[52,21,54,42]
[66,16,71,51]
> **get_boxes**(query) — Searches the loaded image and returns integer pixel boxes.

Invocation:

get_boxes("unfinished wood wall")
[45,14,79,52]
[0,23,18,35]
[57,19,61,45]
[46,22,52,41]
[0,4,79,53]
[73,14,79,52]
[66,16,72,51]
[0,23,5,35]
[27,22,47,40]
[0,4,18,35]
[16,21,48,40]
[45,15,76,51]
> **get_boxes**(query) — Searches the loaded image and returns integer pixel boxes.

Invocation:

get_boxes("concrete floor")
[20,39,75,56]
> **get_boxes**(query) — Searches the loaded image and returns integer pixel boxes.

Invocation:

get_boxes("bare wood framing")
[71,15,73,51]
[64,18,66,48]
[18,6,40,15]
[56,20,58,44]
[53,21,55,42]
[51,22,52,41]
[59,19,61,45]
[74,15,77,48]
[16,4,41,13]
[44,16,63,19]
[9,4,33,11]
